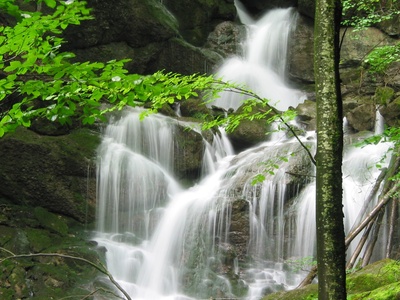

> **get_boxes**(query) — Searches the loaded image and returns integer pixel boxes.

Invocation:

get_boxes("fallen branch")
[298,183,398,287]
[386,199,398,258]
[361,209,385,267]
[296,265,318,288]
[345,184,398,247]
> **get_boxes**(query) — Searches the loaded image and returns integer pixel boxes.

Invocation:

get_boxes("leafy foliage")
[342,0,400,74]
[0,0,223,137]
[364,43,400,73]
[342,0,400,29]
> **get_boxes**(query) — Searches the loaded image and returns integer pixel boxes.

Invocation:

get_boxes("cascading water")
[93,2,392,300]
[210,2,305,112]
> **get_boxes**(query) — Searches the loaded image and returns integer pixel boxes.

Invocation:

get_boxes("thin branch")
[0,249,132,300]
[216,84,317,165]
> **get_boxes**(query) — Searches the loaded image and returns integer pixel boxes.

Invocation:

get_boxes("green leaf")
[4,60,21,72]
[43,0,57,9]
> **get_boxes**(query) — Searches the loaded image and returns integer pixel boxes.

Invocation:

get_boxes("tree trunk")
[314,0,346,299]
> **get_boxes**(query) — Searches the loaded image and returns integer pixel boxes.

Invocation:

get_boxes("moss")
[349,281,400,300]
[34,207,68,236]
[147,0,179,34]
[346,259,400,295]
[262,284,318,300]
[374,86,395,105]
[262,259,400,300]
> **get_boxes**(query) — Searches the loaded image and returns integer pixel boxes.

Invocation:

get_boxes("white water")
[210,3,305,112]
[93,4,392,300]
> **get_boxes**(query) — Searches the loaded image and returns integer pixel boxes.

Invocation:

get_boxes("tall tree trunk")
[314,0,346,299]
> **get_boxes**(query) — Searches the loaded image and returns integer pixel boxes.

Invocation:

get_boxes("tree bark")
[314,0,346,299]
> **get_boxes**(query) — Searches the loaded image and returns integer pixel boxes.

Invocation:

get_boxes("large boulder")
[288,14,399,90]
[0,127,99,222]
[287,14,314,84]
[63,0,179,50]
[174,124,206,181]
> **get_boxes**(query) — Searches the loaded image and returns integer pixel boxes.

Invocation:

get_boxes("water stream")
[93,3,391,300]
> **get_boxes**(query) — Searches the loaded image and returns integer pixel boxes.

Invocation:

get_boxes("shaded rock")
[229,198,250,260]
[174,125,205,181]
[341,28,396,68]
[346,103,376,132]
[379,95,400,127]
[227,103,275,151]
[154,37,223,75]
[298,0,315,19]
[205,21,246,58]
[0,127,99,223]
[288,18,399,87]
[63,0,178,50]
[179,98,214,120]
[163,0,237,46]
[374,1,400,37]
[287,14,314,84]
[239,0,298,16]
[295,99,316,131]
[0,204,103,300]
[34,207,68,236]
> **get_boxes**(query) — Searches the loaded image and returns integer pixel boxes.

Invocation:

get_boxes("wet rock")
[174,125,205,181]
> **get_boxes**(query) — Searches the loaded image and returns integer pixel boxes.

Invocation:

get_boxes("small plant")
[286,256,317,272]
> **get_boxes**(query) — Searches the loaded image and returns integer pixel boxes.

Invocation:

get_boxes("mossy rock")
[349,281,400,300]
[0,204,103,300]
[0,127,100,222]
[34,207,69,236]
[262,259,400,300]
[346,259,400,295]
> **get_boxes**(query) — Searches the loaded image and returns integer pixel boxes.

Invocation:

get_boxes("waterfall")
[93,4,392,300]
[210,3,305,112]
